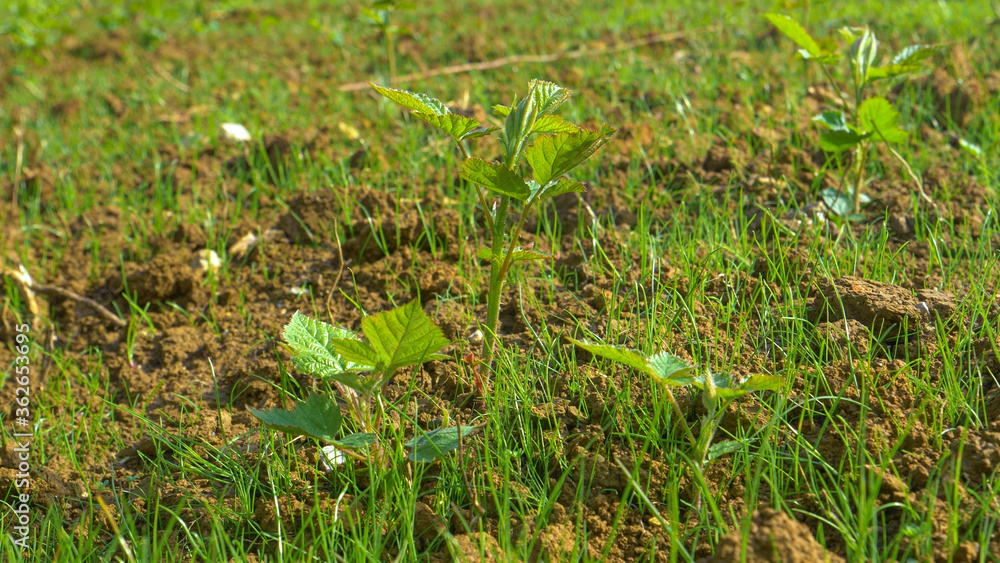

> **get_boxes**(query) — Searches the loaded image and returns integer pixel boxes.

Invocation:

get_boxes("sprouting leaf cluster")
[372,80,615,364]
[250,302,473,463]
[765,13,938,215]
[569,338,782,470]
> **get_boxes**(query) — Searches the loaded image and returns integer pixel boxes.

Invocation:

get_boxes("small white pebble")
[320,445,347,472]
[192,249,222,273]
[220,123,252,143]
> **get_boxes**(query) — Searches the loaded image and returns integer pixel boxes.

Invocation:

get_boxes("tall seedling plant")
[362,0,414,85]
[765,14,937,215]
[372,80,615,365]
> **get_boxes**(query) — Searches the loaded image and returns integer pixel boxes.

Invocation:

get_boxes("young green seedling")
[765,13,938,215]
[372,80,615,366]
[362,0,415,85]
[569,338,781,517]
[250,301,475,464]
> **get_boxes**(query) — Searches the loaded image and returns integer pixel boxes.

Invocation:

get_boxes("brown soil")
[3,14,1000,563]
[701,508,845,563]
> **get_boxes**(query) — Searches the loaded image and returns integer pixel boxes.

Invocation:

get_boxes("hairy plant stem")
[482,196,511,366]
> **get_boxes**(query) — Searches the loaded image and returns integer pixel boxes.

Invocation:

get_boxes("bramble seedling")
[765,13,938,215]
[569,338,781,517]
[362,0,415,85]
[372,80,615,365]
[249,301,475,464]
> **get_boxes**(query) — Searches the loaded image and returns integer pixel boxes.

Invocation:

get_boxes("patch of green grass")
[2,0,1000,561]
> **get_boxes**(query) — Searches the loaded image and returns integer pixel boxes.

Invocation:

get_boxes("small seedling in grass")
[372,80,615,365]
[568,338,781,501]
[249,301,475,464]
[765,13,938,216]
[362,0,415,85]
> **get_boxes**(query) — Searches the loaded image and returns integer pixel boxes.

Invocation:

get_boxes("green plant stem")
[496,199,536,282]
[482,198,538,366]
[664,387,698,449]
[386,27,396,86]
[481,196,512,365]
[852,142,869,214]
[684,449,727,529]
[483,212,508,361]
[483,261,504,365]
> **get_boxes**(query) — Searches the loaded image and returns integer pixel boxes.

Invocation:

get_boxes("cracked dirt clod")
[808,276,956,340]
[815,318,872,358]
[701,508,846,563]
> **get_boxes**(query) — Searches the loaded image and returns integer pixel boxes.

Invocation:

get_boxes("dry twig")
[336,26,718,92]
[32,283,127,328]
[4,266,126,328]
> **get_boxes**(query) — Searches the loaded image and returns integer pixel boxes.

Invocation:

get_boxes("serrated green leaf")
[532,115,580,134]
[500,89,539,164]
[492,104,511,117]
[411,112,487,142]
[370,83,449,115]
[859,97,908,143]
[648,351,697,386]
[406,425,477,462]
[870,45,938,81]
[866,64,916,80]
[742,374,784,392]
[819,129,866,152]
[698,371,783,401]
[461,158,531,201]
[524,127,614,187]
[813,111,850,131]
[475,247,496,261]
[333,432,377,449]
[283,312,366,378]
[529,79,572,117]
[249,393,342,442]
[533,179,585,202]
[568,338,657,378]
[569,339,695,387]
[508,248,553,262]
[329,338,380,368]
[850,29,879,85]
[764,13,822,58]
[892,44,937,66]
[361,300,451,375]
[460,126,500,142]
[699,372,750,400]
[706,439,744,462]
